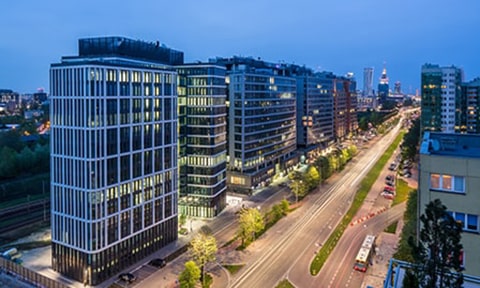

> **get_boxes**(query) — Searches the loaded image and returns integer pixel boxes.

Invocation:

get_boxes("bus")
[353,234,376,272]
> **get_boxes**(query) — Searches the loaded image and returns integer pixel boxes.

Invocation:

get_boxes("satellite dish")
[431,139,440,151]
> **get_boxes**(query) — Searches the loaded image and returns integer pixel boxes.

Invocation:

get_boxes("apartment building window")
[447,211,478,232]
[430,173,465,193]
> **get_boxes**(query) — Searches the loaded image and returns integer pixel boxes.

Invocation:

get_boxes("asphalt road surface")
[229,122,403,287]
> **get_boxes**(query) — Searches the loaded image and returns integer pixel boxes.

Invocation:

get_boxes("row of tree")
[289,145,357,200]
[0,144,49,179]
[400,117,420,161]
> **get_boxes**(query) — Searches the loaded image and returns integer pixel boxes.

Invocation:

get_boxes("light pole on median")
[296,180,303,204]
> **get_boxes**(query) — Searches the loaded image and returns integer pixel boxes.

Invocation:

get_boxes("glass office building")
[50,37,180,285]
[295,70,334,159]
[213,57,297,193]
[177,64,227,217]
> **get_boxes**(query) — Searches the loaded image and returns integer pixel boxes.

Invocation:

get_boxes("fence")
[0,257,69,288]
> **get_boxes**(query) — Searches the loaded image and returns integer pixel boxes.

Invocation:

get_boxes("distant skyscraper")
[377,65,389,104]
[33,88,48,103]
[394,81,401,94]
[363,67,374,97]
[50,37,181,285]
[421,63,463,133]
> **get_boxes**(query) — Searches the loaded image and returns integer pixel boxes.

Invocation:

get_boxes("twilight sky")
[1,0,480,94]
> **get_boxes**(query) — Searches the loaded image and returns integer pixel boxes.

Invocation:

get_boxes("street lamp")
[296,180,303,204]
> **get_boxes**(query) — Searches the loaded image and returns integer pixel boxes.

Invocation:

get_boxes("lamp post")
[296,180,303,204]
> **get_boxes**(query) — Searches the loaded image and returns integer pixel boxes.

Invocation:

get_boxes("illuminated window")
[430,173,464,193]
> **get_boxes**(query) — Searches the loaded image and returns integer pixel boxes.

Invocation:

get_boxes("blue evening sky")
[1,0,479,94]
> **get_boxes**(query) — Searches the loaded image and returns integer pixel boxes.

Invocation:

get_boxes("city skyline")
[1,0,480,93]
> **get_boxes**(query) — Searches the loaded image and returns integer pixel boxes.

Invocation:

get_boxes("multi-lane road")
[135,115,406,288]
[229,122,404,288]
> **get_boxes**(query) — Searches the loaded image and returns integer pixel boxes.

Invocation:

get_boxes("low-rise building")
[419,131,480,277]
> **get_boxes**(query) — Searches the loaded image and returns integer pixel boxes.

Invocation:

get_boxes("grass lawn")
[222,264,244,275]
[392,178,411,207]
[276,279,295,288]
[384,221,398,234]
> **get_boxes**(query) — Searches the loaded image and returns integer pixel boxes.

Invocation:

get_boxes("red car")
[384,185,395,192]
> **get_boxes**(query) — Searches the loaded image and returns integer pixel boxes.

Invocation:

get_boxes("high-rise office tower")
[50,37,182,285]
[421,64,463,133]
[461,78,480,134]
[377,65,389,104]
[212,57,297,193]
[363,67,374,97]
[176,64,227,218]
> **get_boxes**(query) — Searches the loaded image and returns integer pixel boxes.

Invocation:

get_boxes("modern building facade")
[295,70,334,157]
[419,132,480,277]
[50,37,181,285]
[333,75,358,141]
[421,64,463,133]
[176,64,227,218]
[461,78,480,134]
[378,66,389,104]
[363,67,374,97]
[213,57,297,193]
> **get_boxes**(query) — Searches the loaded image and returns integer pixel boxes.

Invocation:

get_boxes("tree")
[304,165,320,191]
[409,199,463,288]
[288,179,308,202]
[358,116,369,131]
[179,213,187,228]
[179,261,201,288]
[0,129,24,152]
[17,146,35,173]
[0,146,18,179]
[402,118,420,161]
[279,199,289,215]
[189,232,217,286]
[237,208,265,246]
[313,156,331,181]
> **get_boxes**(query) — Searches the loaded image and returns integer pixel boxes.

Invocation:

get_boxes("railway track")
[0,200,50,234]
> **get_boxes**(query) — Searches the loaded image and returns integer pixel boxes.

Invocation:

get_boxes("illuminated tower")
[377,64,389,104]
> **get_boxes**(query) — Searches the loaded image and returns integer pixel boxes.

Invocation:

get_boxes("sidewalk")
[362,220,404,288]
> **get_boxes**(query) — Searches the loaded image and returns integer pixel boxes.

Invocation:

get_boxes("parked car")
[385,175,394,181]
[381,192,395,199]
[400,168,411,176]
[384,185,395,192]
[385,180,395,187]
[149,258,166,268]
[388,163,397,171]
[119,273,136,283]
